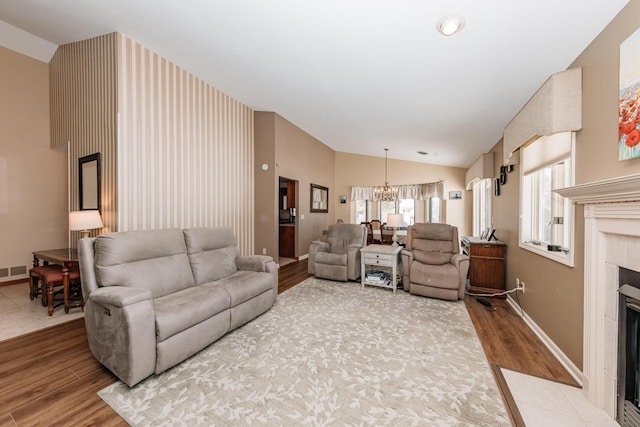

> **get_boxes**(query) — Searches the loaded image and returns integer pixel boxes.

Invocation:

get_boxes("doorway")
[278,177,298,266]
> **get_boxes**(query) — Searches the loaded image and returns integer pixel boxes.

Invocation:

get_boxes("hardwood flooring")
[0,259,575,426]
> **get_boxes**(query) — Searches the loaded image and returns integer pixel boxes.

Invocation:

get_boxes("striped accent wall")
[49,33,118,242]
[117,35,255,253]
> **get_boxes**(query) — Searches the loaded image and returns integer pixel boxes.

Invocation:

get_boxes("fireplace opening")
[618,267,640,427]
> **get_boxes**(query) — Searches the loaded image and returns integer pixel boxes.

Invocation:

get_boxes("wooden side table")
[361,244,403,292]
[461,237,506,295]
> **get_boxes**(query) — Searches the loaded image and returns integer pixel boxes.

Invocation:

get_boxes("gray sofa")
[77,227,277,387]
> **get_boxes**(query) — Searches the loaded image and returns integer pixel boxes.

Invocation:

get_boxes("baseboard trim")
[506,295,583,386]
[298,253,309,260]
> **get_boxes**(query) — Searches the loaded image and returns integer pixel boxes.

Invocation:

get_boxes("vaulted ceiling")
[0,0,629,167]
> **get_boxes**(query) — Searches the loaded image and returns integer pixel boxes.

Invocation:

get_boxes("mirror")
[79,153,101,211]
[310,183,328,213]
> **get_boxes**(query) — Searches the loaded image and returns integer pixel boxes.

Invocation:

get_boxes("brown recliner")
[308,223,367,281]
[401,223,470,301]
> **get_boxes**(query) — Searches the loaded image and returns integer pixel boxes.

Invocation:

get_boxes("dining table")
[32,248,80,316]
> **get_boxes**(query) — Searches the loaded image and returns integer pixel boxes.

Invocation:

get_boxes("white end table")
[361,244,403,292]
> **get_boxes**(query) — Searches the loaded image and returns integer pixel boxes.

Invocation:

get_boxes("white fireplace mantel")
[556,173,640,204]
[557,173,640,419]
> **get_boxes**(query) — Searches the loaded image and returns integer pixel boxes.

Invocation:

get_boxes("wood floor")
[0,259,576,426]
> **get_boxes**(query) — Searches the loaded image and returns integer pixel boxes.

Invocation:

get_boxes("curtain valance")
[350,182,445,201]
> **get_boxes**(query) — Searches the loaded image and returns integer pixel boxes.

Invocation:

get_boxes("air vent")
[0,268,8,278]
[10,265,27,276]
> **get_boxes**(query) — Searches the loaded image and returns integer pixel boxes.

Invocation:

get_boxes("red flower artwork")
[626,129,640,147]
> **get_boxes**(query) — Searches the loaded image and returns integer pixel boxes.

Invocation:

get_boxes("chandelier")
[375,148,399,201]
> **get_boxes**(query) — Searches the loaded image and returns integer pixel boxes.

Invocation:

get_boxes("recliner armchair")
[308,223,367,281]
[401,223,470,301]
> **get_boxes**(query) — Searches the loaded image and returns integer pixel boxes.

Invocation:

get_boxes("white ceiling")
[0,0,629,168]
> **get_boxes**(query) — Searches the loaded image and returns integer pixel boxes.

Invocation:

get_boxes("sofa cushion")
[184,227,239,285]
[326,223,366,254]
[211,270,273,307]
[94,229,194,299]
[413,249,452,265]
[315,251,348,266]
[410,262,459,289]
[154,284,230,341]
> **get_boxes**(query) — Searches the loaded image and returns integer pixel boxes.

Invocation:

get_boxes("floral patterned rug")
[99,278,509,426]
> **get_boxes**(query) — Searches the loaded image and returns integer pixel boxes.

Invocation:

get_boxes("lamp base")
[80,230,90,239]
[391,230,399,247]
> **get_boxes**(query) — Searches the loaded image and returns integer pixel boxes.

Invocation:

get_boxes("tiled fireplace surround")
[558,174,640,420]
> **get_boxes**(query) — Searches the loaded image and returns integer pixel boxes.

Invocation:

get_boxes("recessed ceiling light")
[436,15,465,37]
[417,151,429,155]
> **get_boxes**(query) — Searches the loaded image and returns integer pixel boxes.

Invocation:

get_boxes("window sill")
[519,241,574,267]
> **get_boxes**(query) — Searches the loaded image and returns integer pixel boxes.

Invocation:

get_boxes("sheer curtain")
[350,182,445,202]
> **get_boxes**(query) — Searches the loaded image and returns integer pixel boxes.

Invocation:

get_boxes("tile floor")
[0,281,624,427]
[0,282,84,342]
[502,368,619,427]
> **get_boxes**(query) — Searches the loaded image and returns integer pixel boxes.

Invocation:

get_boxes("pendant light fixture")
[375,148,398,201]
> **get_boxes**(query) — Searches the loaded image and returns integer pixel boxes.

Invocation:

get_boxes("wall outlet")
[262,248,266,255]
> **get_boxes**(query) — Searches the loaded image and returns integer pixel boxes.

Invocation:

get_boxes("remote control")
[477,298,492,308]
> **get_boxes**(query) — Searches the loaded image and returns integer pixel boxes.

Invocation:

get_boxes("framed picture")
[449,191,462,200]
[619,27,640,161]
[310,184,329,213]
[79,153,101,211]
[339,195,347,204]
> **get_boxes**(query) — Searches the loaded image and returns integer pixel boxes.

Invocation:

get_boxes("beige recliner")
[308,223,367,281]
[401,223,470,301]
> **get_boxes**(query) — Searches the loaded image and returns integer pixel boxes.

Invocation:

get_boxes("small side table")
[361,244,403,293]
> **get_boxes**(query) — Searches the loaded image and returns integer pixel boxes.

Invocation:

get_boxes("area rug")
[99,278,509,426]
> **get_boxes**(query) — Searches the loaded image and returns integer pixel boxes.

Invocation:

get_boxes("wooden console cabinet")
[461,237,506,295]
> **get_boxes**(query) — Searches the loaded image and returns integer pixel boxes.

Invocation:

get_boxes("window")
[519,132,574,266]
[472,179,492,236]
[351,198,440,225]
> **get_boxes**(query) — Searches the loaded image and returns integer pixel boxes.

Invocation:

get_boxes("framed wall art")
[619,27,640,161]
[310,184,328,213]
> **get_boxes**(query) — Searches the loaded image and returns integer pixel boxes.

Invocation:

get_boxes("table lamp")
[69,210,104,239]
[386,214,404,247]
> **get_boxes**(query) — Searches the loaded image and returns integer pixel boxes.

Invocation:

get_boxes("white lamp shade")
[69,210,104,231]
[386,214,404,228]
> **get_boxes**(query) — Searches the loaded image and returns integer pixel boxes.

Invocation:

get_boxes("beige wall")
[572,0,640,183]
[493,0,640,370]
[335,152,471,237]
[0,46,67,281]
[254,112,277,258]
[254,112,335,259]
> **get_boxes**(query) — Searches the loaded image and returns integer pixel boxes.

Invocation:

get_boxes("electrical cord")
[465,287,521,298]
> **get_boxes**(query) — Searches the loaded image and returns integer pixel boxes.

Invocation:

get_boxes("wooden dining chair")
[360,221,373,244]
[370,220,382,243]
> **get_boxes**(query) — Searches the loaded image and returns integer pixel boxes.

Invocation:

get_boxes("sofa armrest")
[236,255,274,272]
[84,286,156,387]
[308,240,330,275]
[237,255,278,305]
[451,253,470,299]
[89,286,152,308]
[346,244,363,280]
[401,249,414,292]
[78,237,98,299]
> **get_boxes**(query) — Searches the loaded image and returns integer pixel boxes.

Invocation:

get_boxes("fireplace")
[618,267,640,426]
[556,174,640,421]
